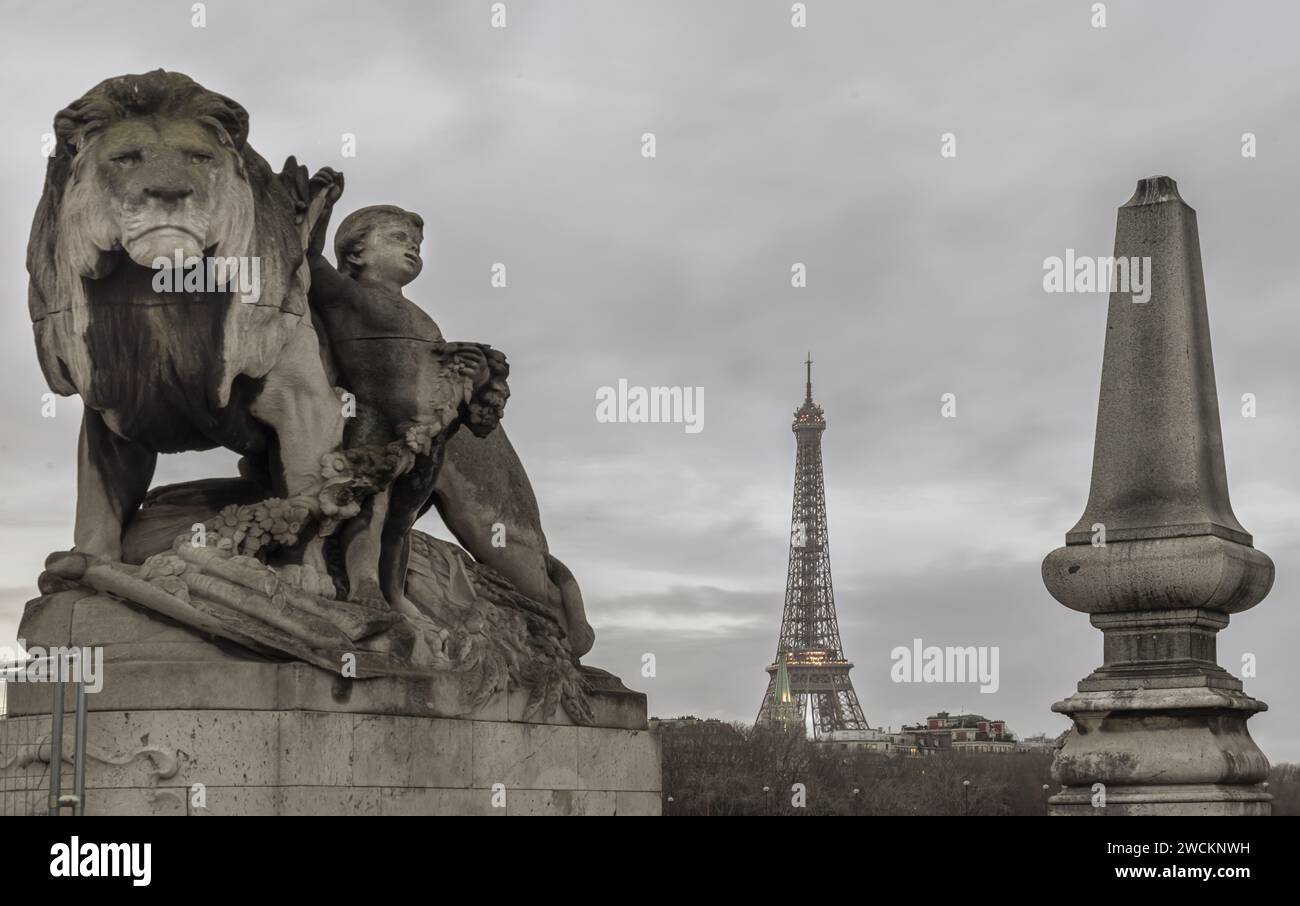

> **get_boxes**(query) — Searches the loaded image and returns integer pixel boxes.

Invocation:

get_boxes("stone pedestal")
[0,590,661,816]
[1042,176,1273,816]
[1045,687,1270,815]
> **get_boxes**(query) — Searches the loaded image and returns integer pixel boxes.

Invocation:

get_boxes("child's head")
[334,205,425,285]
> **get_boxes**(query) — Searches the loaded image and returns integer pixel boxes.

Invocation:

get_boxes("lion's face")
[31,71,306,406]
[63,115,254,269]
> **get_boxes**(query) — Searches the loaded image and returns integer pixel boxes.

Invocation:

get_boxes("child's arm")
[306,167,342,259]
[305,168,365,309]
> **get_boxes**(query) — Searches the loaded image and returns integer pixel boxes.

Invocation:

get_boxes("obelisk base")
[1048,687,1270,816]
[1049,784,1271,816]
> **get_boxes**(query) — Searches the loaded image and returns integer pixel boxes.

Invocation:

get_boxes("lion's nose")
[143,185,194,203]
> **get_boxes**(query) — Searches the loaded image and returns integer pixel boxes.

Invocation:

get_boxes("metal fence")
[0,651,89,816]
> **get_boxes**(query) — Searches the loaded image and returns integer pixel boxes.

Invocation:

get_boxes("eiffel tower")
[756,356,869,736]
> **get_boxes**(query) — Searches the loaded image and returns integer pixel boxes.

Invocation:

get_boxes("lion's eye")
[189,152,214,165]
[111,151,142,167]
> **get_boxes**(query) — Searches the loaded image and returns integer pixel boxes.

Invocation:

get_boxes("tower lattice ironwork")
[756,356,869,736]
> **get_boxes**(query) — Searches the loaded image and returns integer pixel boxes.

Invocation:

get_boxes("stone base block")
[0,707,661,816]
[5,592,660,811]
[2,590,661,815]
[1049,783,1271,816]
[1049,685,1270,816]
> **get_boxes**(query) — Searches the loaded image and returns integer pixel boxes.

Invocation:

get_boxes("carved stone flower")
[320,452,352,483]
[404,423,441,455]
[319,479,360,520]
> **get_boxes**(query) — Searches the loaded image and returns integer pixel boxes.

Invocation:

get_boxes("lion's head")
[53,70,254,274]
[29,71,310,406]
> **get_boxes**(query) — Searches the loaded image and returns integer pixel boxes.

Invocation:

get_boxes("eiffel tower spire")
[756,358,869,735]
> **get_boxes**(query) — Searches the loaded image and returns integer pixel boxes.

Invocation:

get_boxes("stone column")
[1042,176,1274,816]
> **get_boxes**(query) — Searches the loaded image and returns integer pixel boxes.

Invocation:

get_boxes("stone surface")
[0,705,662,816]
[14,69,656,817]
[1043,176,1272,816]
[27,70,596,701]
[305,173,593,654]
[30,70,344,566]
[1063,175,1250,547]
[1049,784,1271,817]
[9,592,646,729]
[2,603,658,815]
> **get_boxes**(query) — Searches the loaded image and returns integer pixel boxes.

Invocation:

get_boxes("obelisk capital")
[1121,174,1188,208]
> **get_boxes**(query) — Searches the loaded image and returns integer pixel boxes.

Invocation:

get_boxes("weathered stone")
[380,787,500,817]
[508,665,649,730]
[0,704,662,815]
[614,791,663,817]
[472,722,580,790]
[4,624,658,731]
[12,69,659,816]
[1063,176,1250,547]
[505,789,618,816]
[29,70,345,569]
[191,786,280,816]
[84,787,189,817]
[277,787,383,817]
[1043,176,1272,816]
[577,727,663,792]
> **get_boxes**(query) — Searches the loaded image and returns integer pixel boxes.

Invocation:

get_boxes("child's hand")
[437,343,510,436]
[305,168,345,256]
[309,167,345,206]
[447,343,489,378]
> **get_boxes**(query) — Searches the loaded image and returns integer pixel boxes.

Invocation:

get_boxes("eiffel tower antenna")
[756,357,869,736]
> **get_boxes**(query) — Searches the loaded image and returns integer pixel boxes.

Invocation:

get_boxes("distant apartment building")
[901,712,1016,752]
[820,728,898,753]
[819,727,946,755]
[650,716,748,738]
[816,711,1033,755]
[1012,733,1060,753]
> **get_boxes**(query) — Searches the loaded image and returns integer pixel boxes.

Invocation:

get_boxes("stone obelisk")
[1042,176,1274,816]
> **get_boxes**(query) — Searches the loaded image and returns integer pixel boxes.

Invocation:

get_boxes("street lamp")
[962,779,971,816]
[851,787,861,817]
[763,785,772,816]
[665,795,674,816]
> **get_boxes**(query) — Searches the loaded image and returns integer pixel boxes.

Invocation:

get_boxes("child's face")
[357,217,424,285]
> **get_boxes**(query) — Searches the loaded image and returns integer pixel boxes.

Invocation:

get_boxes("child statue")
[304,169,507,618]
[304,168,595,656]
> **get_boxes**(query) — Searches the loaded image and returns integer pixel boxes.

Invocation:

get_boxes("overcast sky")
[2,0,1299,760]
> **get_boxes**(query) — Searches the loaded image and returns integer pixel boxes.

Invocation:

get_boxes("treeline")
[658,722,1300,816]
[660,722,1053,816]
[1268,762,1300,816]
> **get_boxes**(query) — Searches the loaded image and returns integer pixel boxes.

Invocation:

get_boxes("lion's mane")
[28,70,310,408]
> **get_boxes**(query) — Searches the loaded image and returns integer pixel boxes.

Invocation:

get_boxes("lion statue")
[27,70,344,567]
[27,69,596,663]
